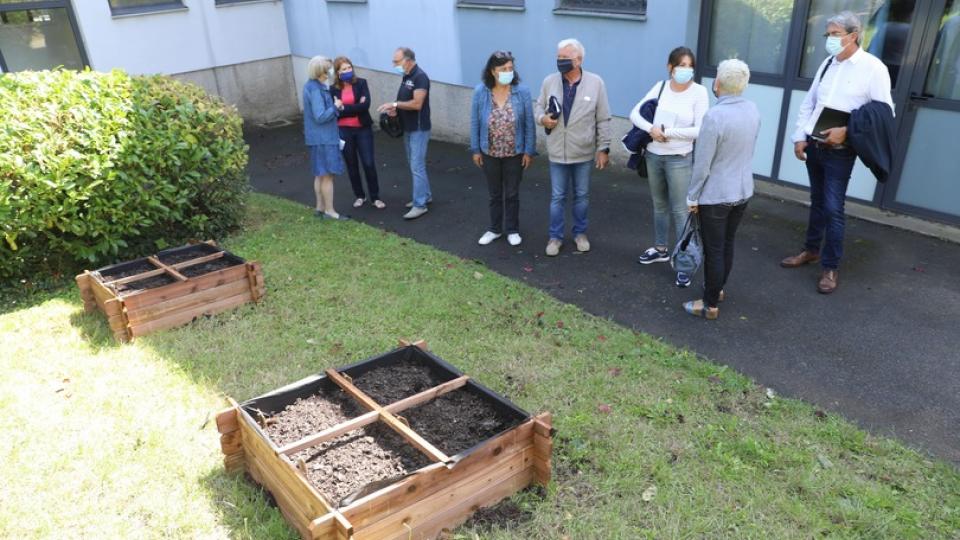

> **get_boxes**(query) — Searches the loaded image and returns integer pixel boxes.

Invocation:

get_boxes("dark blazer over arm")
[330,78,373,128]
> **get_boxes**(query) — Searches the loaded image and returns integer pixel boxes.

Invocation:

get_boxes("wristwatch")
[392,101,398,109]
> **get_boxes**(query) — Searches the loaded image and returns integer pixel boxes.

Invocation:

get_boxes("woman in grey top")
[683,59,760,320]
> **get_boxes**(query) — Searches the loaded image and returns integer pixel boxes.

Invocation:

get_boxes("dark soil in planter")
[99,260,157,281]
[293,423,432,506]
[263,390,366,447]
[179,257,242,278]
[402,389,522,456]
[115,273,178,293]
[157,245,219,266]
[351,358,448,405]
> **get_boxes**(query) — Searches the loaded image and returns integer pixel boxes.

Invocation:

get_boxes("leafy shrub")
[0,69,249,281]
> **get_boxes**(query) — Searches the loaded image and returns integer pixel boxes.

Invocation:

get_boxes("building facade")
[0,0,298,123]
[1,0,957,225]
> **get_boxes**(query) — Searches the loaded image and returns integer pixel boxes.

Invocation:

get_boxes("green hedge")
[0,69,249,281]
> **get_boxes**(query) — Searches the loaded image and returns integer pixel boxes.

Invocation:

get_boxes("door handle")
[909,92,930,101]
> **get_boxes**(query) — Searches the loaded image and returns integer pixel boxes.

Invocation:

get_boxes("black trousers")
[339,126,380,200]
[699,201,748,308]
[481,153,524,234]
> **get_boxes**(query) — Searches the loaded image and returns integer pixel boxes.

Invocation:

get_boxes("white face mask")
[825,35,845,56]
[327,67,335,81]
[497,71,514,85]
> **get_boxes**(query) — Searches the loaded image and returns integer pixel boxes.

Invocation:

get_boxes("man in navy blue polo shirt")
[378,47,433,220]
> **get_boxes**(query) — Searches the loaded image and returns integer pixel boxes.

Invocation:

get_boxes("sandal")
[683,299,719,320]
[353,198,365,208]
[373,199,386,209]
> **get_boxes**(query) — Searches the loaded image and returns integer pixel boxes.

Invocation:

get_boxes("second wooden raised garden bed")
[216,342,552,540]
[75,241,264,342]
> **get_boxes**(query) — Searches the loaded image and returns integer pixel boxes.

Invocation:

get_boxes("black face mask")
[557,58,575,74]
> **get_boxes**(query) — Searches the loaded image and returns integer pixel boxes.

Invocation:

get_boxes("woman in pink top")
[331,56,384,209]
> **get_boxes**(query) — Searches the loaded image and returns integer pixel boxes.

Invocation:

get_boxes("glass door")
[0,1,87,72]
[883,0,960,223]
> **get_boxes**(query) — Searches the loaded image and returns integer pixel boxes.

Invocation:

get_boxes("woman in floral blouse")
[469,51,536,246]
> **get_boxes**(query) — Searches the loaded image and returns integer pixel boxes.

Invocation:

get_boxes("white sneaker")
[403,206,428,220]
[507,233,522,246]
[478,231,501,245]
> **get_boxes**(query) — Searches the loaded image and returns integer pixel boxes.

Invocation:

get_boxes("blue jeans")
[548,160,593,240]
[339,126,379,200]
[645,152,693,248]
[403,130,432,208]
[803,142,857,270]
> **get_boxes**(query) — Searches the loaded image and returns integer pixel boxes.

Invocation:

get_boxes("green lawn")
[2,193,958,539]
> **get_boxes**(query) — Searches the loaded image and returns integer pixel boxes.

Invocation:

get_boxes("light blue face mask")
[393,64,406,75]
[825,36,845,56]
[497,71,514,85]
[673,66,694,84]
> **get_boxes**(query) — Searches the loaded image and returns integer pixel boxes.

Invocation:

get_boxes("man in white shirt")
[781,11,894,294]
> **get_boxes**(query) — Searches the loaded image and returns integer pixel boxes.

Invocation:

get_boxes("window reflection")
[923,0,960,100]
[708,0,794,75]
[0,8,84,71]
[800,0,915,87]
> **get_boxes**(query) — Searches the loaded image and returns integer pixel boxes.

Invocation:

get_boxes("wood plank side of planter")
[128,290,253,338]
[341,419,536,531]
[125,278,251,325]
[353,448,535,540]
[532,412,553,486]
[119,264,249,311]
[75,272,97,313]
[238,410,336,539]
[216,406,245,474]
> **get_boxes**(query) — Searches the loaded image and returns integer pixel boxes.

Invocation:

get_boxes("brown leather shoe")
[817,269,839,294]
[780,250,820,268]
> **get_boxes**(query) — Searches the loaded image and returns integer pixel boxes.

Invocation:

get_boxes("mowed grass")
[2,193,958,539]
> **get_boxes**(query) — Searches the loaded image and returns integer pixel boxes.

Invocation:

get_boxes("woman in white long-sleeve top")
[631,46,709,288]
[683,59,761,320]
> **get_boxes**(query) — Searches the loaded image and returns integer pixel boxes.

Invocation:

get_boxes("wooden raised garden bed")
[75,241,264,342]
[216,342,552,540]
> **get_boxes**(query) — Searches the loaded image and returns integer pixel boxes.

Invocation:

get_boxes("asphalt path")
[247,125,960,464]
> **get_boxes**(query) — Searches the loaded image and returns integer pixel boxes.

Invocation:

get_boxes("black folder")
[812,107,851,142]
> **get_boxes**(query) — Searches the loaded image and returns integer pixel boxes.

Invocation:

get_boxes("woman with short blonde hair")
[303,55,348,220]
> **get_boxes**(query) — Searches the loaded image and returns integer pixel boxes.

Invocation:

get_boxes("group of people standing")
[301,11,892,320]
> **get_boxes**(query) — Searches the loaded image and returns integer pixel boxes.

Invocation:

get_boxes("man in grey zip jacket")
[535,38,612,256]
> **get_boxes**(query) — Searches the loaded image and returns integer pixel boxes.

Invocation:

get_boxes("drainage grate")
[257,118,295,129]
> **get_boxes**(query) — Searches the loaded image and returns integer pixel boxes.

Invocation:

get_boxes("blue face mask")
[825,36,845,56]
[497,71,514,85]
[339,71,354,83]
[393,64,405,75]
[673,66,694,85]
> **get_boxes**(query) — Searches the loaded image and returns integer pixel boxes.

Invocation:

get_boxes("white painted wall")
[71,0,290,75]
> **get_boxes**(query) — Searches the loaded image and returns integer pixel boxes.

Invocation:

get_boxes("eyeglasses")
[493,50,513,60]
[823,31,851,38]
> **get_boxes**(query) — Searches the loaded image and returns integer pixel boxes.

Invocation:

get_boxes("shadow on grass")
[68,307,124,351]
[0,276,75,316]
[198,467,297,540]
